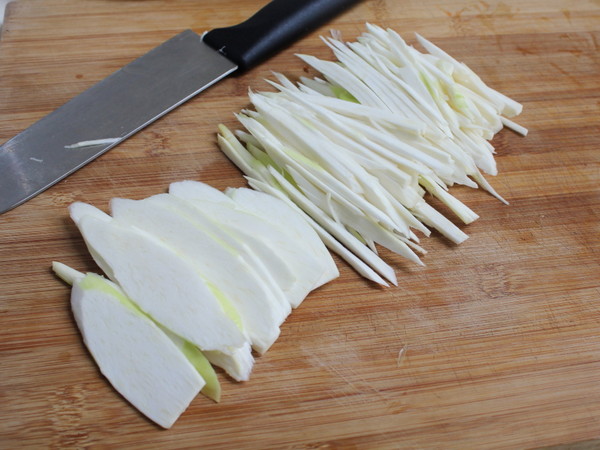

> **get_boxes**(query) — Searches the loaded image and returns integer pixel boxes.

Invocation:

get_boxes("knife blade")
[0,0,358,215]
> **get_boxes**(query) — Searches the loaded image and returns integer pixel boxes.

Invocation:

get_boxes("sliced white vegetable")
[410,200,469,244]
[170,180,334,308]
[224,186,339,288]
[55,264,205,429]
[246,177,389,286]
[271,80,425,134]
[414,32,523,117]
[154,194,291,315]
[167,178,236,205]
[217,131,269,183]
[54,261,222,401]
[71,206,248,356]
[276,149,400,232]
[204,343,254,383]
[52,261,85,285]
[69,202,116,280]
[159,327,222,402]
[249,91,364,192]
[110,195,286,355]
[419,175,479,224]
[284,165,422,265]
[170,181,296,296]
[64,138,120,149]
[500,116,529,136]
[215,25,525,284]
[69,201,112,224]
[268,168,398,286]
[296,54,386,109]
[169,178,339,308]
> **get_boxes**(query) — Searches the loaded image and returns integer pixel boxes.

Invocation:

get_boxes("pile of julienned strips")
[217,23,527,286]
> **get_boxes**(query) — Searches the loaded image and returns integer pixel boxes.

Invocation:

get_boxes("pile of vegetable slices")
[53,181,338,428]
[53,24,527,429]
[218,24,527,286]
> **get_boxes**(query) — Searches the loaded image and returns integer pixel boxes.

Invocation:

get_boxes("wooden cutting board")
[1,0,599,447]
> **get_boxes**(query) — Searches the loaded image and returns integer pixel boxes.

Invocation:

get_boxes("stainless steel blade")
[0,30,237,214]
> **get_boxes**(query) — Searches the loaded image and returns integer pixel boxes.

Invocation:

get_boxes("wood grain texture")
[0,0,599,448]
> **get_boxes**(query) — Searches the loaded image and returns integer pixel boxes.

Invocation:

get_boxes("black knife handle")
[203,0,360,72]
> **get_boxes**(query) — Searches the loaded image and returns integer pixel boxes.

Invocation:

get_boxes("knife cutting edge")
[0,0,359,215]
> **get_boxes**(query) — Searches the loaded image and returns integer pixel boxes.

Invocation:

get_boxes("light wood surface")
[1,0,599,448]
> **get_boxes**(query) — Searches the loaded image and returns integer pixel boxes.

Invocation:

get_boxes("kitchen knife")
[0,0,359,215]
